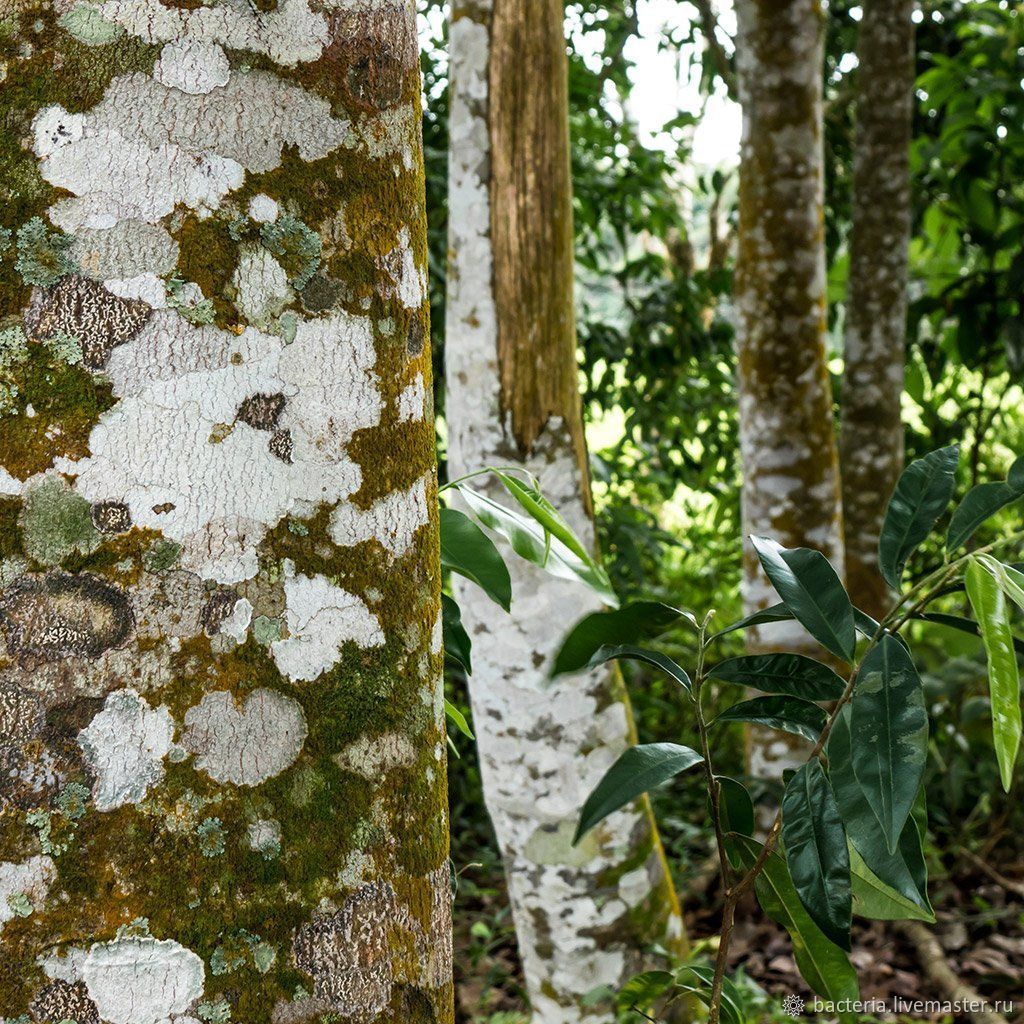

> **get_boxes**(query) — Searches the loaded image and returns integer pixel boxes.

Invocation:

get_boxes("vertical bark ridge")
[0,3,452,1021]
[840,0,916,618]
[734,0,845,777]
[446,3,686,1022]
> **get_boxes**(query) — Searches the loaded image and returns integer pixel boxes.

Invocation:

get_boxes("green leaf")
[827,708,932,920]
[553,602,692,675]
[444,698,474,740]
[496,471,591,563]
[732,834,860,1010]
[965,557,1022,792]
[912,610,1024,657]
[849,845,933,922]
[708,653,845,701]
[674,966,746,1024]
[878,444,959,588]
[782,761,852,950]
[713,695,827,742]
[440,507,512,610]
[441,593,472,674]
[615,971,675,1014]
[947,454,1024,551]
[849,637,928,853]
[710,601,794,640]
[715,776,755,839]
[586,645,691,695]
[458,484,618,606]
[976,553,1024,611]
[750,537,856,662]
[574,743,703,844]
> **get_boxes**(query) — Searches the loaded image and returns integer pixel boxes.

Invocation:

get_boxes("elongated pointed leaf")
[912,610,1024,657]
[459,484,618,606]
[675,966,746,1024]
[440,507,512,610]
[947,454,1024,551]
[849,637,928,853]
[750,537,856,662]
[732,834,860,1010]
[965,557,1022,791]
[710,601,794,640]
[444,698,474,740]
[976,553,1024,611]
[553,602,692,675]
[854,608,911,651]
[496,471,592,564]
[782,761,852,950]
[441,593,472,674]
[709,653,845,701]
[574,743,703,844]
[586,645,692,695]
[878,444,959,588]
[849,845,933,922]
[714,695,826,742]
[715,776,755,838]
[827,708,932,919]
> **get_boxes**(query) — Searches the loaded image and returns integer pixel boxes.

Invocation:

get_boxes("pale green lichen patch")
[19,476,99,566]
[14,218,76,287]
[59,3,125,47]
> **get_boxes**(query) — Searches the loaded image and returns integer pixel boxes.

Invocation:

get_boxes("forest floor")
[451,850,1024,1024]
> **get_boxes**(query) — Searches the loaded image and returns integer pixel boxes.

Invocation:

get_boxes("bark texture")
[445,3,686,1021]
[0,3,453,1022]
[734,0,845,776]
[839,0,915,618]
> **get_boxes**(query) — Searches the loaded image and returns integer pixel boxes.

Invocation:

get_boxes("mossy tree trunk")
[839,0,916,618]
[0,3,453,1022]
[445,3,686,1021]
[734,0,846,778]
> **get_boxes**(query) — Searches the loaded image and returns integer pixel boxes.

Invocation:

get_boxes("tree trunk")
[0,3,453,1022]
[840,0,916,618]
[734,0,845,778]
[445,2,686,1020]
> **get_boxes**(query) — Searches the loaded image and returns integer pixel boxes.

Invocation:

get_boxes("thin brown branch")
[689,0,737,99]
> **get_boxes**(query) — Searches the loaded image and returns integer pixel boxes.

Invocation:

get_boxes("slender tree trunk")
[446,2,686,1020]
[0,3,453,1022]
[840,0,916,618]
[734,0,845,778]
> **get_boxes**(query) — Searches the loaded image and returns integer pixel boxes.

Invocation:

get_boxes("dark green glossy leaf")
[965,557,1022,792]
[714,695,827,742]
[586,645,691,694]
[782,761,852,950]
[553,602,693,675]
[750,537,856,662]
[709,653,845,701]
[441,593,472,674]
[849,637,928,853]
[878,444,959,588]
[715,776,755,838]
[440,507,512,611]
[827,708,932,921]
[732,834,860,1010]
[947,454,1024,552]
[710,601,794,640]
[574,743,703,844]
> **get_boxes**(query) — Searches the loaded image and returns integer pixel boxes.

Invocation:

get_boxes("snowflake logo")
[782,993,805,1018]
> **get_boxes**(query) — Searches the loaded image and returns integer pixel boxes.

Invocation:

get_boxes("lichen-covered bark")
[445,4,685,1021]
[734,0,845,777]
[839,0,915,618]
[0,3,453,1023]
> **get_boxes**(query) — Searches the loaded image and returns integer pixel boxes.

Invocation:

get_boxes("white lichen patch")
[98,0,330,66]
[182,688,307,786]
[248,194,280,224]
[153,40,230,95]
[271,573,384,682]
[384,227,426,310]
[220,597,253,644]
[334,732,416,778]
[233,244,293,326]
[0,855,55,932]
[82,936,205,1024]
[328,474,430,560]
[70,221,179,282]
[396,374,425,423]
[78,689,174,810]
[35,71,348,231]
[59,310,380,583]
